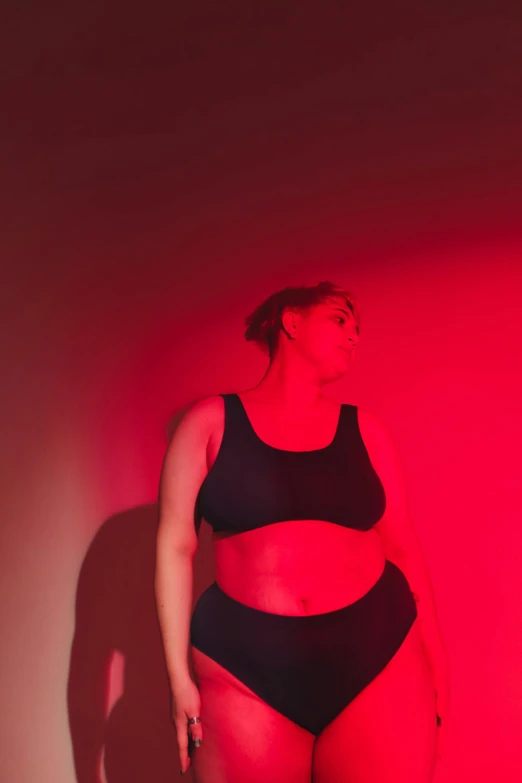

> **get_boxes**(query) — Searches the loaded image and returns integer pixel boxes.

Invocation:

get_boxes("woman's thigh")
[190,646,315,783]
[312,619,438,783]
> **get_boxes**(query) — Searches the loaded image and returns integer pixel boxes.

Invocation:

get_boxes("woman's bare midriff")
[213,523,386,615]
[204,391,387,616]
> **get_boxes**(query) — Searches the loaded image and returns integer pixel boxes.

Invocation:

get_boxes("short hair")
[244,280,361,360]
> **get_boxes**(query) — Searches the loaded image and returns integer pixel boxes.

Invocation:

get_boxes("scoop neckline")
[232,392,344,454]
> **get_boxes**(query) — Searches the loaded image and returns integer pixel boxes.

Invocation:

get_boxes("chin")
[325,366,347,383]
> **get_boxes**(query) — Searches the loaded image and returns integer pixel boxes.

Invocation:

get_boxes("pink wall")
[2,4,522,782]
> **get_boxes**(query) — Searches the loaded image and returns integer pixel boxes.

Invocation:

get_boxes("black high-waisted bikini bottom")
[190,558,417,736]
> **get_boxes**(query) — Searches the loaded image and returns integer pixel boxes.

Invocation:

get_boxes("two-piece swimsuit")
[190,393,417,736]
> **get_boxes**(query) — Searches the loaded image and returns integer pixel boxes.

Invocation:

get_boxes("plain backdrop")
[1,3,521,782]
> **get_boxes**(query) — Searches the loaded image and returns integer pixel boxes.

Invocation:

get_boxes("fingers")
[436,724,446,760]
[178,717,203,775]
[436,710,449,761]
[189,718,203,748]
[176,724,189,774]
[169,682,203,774]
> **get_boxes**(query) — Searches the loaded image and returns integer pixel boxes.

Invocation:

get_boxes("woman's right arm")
[154,397,214,690]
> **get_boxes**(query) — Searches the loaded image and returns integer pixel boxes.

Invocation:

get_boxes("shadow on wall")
[67,418,214,783]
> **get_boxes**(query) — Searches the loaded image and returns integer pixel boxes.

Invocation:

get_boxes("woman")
[155,281,450,783]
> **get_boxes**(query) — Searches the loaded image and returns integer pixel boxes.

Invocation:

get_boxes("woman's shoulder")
[355,407,399,467]
[165,394,224,442]
[356,406,386,431]
[185,393,225,422]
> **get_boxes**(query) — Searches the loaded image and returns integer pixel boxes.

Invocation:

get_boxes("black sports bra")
[196,393,386,535]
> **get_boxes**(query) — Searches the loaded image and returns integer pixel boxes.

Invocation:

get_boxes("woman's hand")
[433,664,451,760]
[170,678,203,775]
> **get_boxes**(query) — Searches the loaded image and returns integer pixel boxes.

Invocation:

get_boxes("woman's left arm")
[360,409,450,679]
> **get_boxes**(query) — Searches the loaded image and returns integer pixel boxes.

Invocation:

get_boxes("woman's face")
[283,297,360,381]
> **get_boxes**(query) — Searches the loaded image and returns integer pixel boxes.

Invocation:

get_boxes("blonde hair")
[244,280,361,360]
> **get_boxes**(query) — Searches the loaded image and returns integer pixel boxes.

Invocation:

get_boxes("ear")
[280,309,298,339]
